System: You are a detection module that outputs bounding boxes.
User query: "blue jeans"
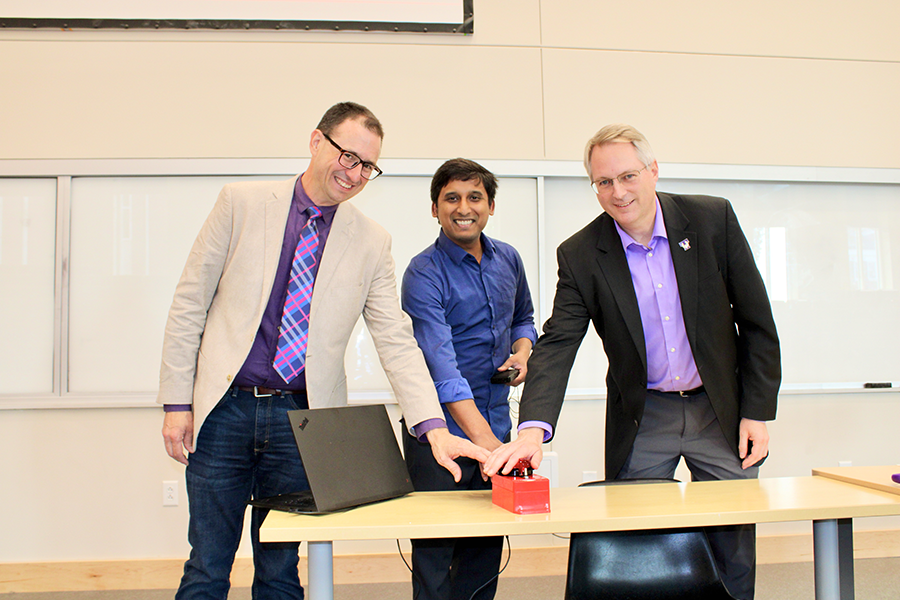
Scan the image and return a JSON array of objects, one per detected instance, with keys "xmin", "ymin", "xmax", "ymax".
[{"xmin": 176, "ymin": 388, "xmax": 310, "ymax": 600}]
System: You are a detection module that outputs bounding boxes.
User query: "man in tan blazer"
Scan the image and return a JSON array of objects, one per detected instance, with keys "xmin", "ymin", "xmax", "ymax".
[{"xmin": 159, "ymin": 102, "xmax": 488, "ymax": 600}]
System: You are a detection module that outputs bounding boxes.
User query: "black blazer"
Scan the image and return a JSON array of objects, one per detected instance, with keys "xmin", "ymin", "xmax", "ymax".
[{"xmin": 520, "ymin": 192, "xmax": 781, "ymax": 478}]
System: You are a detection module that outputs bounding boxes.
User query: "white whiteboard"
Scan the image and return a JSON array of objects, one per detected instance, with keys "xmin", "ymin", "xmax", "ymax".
[{"xmin": 0, "ymin": 178, "xmax": 57, "ymax": 394}]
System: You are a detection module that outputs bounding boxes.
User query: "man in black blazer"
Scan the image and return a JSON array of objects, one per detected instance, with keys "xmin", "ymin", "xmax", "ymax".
[{"xmin": 485, "ymin": 124, "xmax": 780, "ymax": 599}]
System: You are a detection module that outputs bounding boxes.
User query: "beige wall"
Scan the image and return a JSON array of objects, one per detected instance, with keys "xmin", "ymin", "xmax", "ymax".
[
  {"xmin": 2, "ymin": 0, "xmax": 899, "ymax": 167},
  {"xmin": 2, "ymin": 0, "xmax": 899, "ymax": 566}
]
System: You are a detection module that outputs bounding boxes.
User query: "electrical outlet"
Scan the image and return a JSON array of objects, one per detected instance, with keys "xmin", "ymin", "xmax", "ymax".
[
  {"xmin": 582, "ymin": 470, "xmax": 598, "ymax": 484},
  {"xmin": 163, "ymin": 480, "xmax": 179, "ymax": 506},
  {"xmin": 838, "ymin": 461, "xmax": 853, "ymax": 468}
]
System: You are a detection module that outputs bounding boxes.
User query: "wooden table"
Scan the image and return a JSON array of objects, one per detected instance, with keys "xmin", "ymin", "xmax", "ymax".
[
  {"xmin": 260, "ymin": 475, "xmax": 900, "ymax": 600},
  {"xmin": 813, "ymin": 465, "xmax": 900, "ymax": 497}
]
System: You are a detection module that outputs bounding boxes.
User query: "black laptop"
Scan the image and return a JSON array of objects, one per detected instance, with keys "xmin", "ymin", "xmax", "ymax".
[{"xmin": 249, "ymin": 404, "xmax": 414, "ymax": 514}]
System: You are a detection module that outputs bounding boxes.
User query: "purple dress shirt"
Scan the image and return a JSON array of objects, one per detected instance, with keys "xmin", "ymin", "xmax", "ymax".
[
  {"xmin": 232, "ymin": 176, "xmax": 337, "ymax": 391},
  {"xmin": 615, "ymin": 198, "xmax": 702, "ymax": 392}
]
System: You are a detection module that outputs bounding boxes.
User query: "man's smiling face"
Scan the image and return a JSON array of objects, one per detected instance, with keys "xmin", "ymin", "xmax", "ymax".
[
  {"xmin": 304, "ymin": 116, "xmax": 382, "ymax": 207},
  {"xmin": 589, "ymin": 141, "xmax": 659, "ymax": 242},
  {"xmin": 432, "ymin": 178, "xmax": 494, "ymax": 254}
]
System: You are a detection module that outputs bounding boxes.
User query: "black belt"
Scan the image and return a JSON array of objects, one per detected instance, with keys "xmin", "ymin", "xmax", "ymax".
[
  {"xmin": 234, "ymin": 385, "xmax": 304, "ymax": 397},
  {"xmin": 655, "ymin": 386, "xmax": 705, "ymax": 397}
]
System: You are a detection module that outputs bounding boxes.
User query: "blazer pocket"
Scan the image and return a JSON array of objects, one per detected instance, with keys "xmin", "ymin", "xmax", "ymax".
[{"xmin": 698, "ymin": 267, "xmax": 724, "ymax": 285}]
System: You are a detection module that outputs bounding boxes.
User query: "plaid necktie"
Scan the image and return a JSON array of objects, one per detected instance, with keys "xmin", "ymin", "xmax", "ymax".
[{"xmin": 273, "ymin": 205, "xmax": 322, "ymax": 383}]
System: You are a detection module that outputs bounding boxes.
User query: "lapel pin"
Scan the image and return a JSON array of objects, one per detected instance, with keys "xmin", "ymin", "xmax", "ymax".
[{"xmin": 679, "ymin": 238, "xmax": 691, "ymax": 251}]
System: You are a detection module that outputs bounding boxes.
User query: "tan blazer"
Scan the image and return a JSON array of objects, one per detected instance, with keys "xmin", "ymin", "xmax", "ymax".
[{"xmin": 157, "ymin": 176, "xmax": 442, "ymax": 443}]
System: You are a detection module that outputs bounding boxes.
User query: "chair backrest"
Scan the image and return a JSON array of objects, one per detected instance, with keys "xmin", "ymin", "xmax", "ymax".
[{"xmin": 565, "ymin": 479, "xmax": 735, "ymax": 600}]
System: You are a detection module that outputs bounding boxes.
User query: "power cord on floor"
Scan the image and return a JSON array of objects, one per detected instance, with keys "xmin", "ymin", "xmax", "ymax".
[
  {"xmin": 397, "ymin": 538, "xmax": 425, "ymax": 600},
  {"xmin": 397, "ymin": 535, "xmax": 512, "ymax": 600}
]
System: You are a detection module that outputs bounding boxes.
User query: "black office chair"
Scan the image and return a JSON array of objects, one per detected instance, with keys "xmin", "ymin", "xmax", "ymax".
[{"xmin": 564, "ymin": 479, "xmax": 737, "ymax": 600}]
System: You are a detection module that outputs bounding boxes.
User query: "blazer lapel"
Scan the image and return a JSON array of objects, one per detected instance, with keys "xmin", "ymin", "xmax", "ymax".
[
  {"xmin": 660, "ymin": 193, "xmax": 699, "ymax": 344},
  {"xmin": 594, "ymin": 215, "xmax": 647, "ymax": 370},
  {"xmin": 310, "ymin": 201, "xmax": 356, "ymax": 307},
  {"xmin": 264, "ymin": 177, "xmax": 297, "ymax": 305}
]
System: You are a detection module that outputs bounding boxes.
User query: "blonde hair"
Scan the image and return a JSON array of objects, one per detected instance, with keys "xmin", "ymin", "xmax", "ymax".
[{"xmin": 583, "ymin": 124, "xmax": 655, "ymax": 176}]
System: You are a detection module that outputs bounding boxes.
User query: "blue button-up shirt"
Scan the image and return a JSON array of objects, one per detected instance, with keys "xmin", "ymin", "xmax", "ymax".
[{"xmin": 401, "ymin": 230, "xmax": 537, "ymax": 441}]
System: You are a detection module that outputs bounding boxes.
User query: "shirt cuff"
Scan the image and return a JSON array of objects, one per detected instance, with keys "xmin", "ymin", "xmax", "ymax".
[
  {"xmin": 412, "ymin": 418, "xmax": 447, "ymax": 441},
  {"xmin": 163, "ymin": 404, "xmax": 192, "ymax": 412},
  {"xmin": 434, "ymin": 377, "xmax": 474, "ymax": 405},
  {"xmin": 517, "ymin": 420, "xmax": 552, "ymax": 442},
  {"xmin": 510, "ymin": 326, "xmax": 538, "ymax": 350}
]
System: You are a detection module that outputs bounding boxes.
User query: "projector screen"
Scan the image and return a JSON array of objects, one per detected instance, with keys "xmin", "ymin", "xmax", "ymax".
[{"xmin": 0, "ymin": 0, "xmax": 472, "ymax": 33}]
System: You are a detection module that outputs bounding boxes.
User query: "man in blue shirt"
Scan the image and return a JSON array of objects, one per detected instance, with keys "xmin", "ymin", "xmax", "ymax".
[{"xmin": 401, "ymin": 158, "xmax": 538, "ymax": 600}]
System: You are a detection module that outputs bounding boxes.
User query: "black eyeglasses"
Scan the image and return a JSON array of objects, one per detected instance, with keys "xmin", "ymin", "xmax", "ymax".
[{"xmin": 322, "ymin": 133, "xmax": 383, "ymax": 180}]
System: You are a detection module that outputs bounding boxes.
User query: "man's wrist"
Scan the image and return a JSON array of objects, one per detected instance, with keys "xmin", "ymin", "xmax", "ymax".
[
  {"xmin": 517, "ymin": 421, "xmax": 552, "ymax": 442},
  {"xmin": 413, "ymin": 418, "xmax": 447, "ymax": 441}
]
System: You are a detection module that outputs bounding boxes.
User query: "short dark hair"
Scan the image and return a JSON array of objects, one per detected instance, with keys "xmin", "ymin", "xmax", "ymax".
[
  {"xmin": 316, "ymin": 102, "xmax": 384, "ymax": 139},
  {"xmin": 430, "ymin": 158, "xmax": 498, "ymax": 206}
]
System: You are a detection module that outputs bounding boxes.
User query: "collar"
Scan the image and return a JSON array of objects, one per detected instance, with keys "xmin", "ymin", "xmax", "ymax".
[
  {"xmin": 615, "ymin": 196, "xmax": 667, "ymax": 251},
  {"xmin": 294, "ymin": 175, "xmax": 338, "ymax": 225},
  {"xmin": 436, "ymin": 229, "xmax": 494, "ymax": 265}
]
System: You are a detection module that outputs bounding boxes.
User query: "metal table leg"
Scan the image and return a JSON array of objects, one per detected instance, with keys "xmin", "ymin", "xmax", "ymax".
[
  {"xmin": 813, "ymin": 518, "xmax": 854, "ymax": 600},
  {"xmin": 307, "ymin": 541, "xmax": 335, "ymax": 600}
]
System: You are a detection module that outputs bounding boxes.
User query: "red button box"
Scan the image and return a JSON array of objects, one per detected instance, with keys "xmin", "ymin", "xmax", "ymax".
[{"xmin": 491, "ymin": 472, "xmax": 550, "ymax": 515}]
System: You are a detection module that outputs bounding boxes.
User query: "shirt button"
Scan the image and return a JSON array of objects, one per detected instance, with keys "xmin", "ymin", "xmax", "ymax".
[
  {"xmin": 670, "ymin": 348, "xmax": 676, "ymax": 353},
  {"xmin": 657, "ymin": 283, "xmax": 663, "ymax": 289},
  {"xmin": 664, "ymin": 316, "xmax": 670, "ymax": 321},
  {"xmin": 675, "ymin": 376, "xmax": 681, "ymax": 381},
  {"xmin": 648, "ymin": 252, "xmax": 653, "ymax": 257}
]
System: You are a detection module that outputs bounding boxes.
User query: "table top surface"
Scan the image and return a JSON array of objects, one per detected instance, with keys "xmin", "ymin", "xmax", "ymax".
[
  {"xmin": 812, "ymin": 465, "xmax": 900, "ymax": 497},
  {"xmin": 260, "ymin": 475, "xmax": 900, "ymax": 543}
]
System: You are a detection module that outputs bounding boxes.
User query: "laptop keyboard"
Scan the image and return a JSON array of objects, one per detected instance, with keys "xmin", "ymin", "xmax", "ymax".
[
  {"xmin": 279, "ymin": 493, "xmax": 317, "ymax": 511},
  {"xmin": 252, "ymin": 491, "xmax": 318, "ymax": 513}
]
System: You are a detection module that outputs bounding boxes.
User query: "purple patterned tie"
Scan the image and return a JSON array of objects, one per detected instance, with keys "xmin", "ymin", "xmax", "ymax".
[{"xmin": 273, "ymin": 205, "xmax": 322, "ymax": 383}]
